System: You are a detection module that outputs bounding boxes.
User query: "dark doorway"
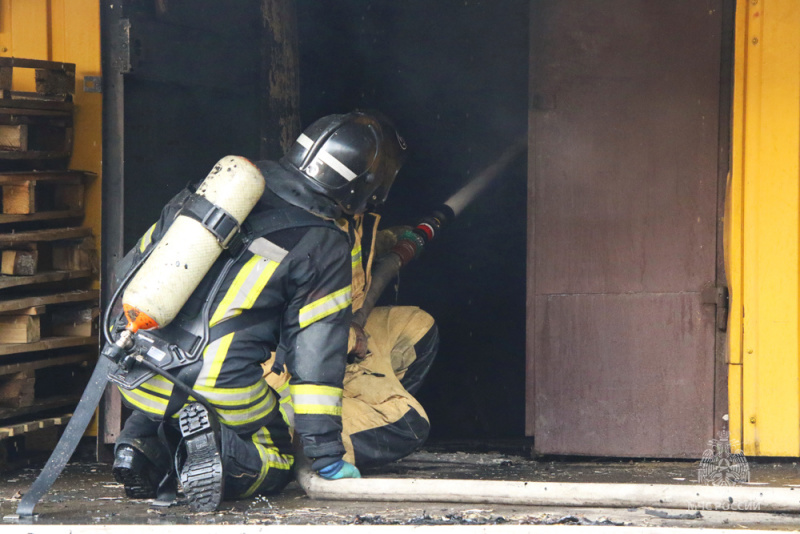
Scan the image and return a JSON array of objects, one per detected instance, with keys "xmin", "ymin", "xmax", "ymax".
[
  {"xmin": 295, "ymin": 0, "xmax": 530, "ymax": 439},
  {"xmin": 527, "ymin": 0, "xmax": 731, "ymax": 457}
]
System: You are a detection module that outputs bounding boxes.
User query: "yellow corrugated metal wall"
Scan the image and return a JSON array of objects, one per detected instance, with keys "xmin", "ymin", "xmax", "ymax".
[
  {"xmin": 729, "ymin": 0, "xmax": 800, "ymax": 456},
  {"xmin": 0, "ymin": 0, "xmax": 102, "ymax": 254}
]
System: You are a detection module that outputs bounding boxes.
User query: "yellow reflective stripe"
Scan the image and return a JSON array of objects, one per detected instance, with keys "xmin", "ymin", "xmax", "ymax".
[
  {"xmin": 244, "ymin": 436, "xmax": 270, "ymax": 497},
  {"xmin": 240, "ymin": 261, "xmax": 279, "ymax": 311},
  {"xmin": 290, "ymin": 383, "xmax": 342, "ymax": 416},
  {"xmin": 351, "ymin": 244, "xmax": 362, "ymax": 266},
  {"xmin": 291, "ymin": 384, "xmax": 342, "ymax": 397},
  {"xmin": 194, "ymin": 380, "xmax": 266, "ymax": 397},
  {"xmin": 298, "ymin": 285, "xmax": 352, "ymax": 328},
  {"xmin": 199, "ymin": 332, "xmax": 235, "ymax": 388},
  {"xmin": 210, "ymin": 255, "xmax": 261, "ymax": 326},
  {"xmin": 139, "ymin": 376, "xmax": 174, "ymax": 397},
  {"xmin": 196, "ymin": 383, "xmax": 268, "ymax": 408},
  {"xmin": 210, "ymin": 254, "xmax": 280, "ymax": 327},
  {"xmin": 139, "ymin": 224, "xmax": 156, "ymax": 252},
  {"xmin": 293, "ymin": 404, "xmax": 342, "ymax": 416},
  {"xmin": 244, "ymin": 428, "xmax": 293, "ymax": 497},
  {"xmin": 215, "ymin": 389, "xmax": 276, "ymax": 426},
  {"xmin": 119, "ymin": 386, "xmax": 168, "ymax": 417}
]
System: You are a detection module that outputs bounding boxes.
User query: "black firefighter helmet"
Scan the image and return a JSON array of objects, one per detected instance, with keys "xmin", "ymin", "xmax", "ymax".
[{"xmin": 260, "ymin": 111, "xmax": 407, "ymax": 218}]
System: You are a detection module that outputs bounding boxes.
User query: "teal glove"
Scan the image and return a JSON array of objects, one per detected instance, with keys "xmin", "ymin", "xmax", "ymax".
[{"xmin": 318, "ymin": 459, "xmax": 361, "ymax": 480}]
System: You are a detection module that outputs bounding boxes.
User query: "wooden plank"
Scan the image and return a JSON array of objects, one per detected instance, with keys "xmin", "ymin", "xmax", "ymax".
[
  {"xmin": 0, "ymin": 306, "xmax": 45, "ymax": 316},
  {"xmin": 0, "ymin": 414, "xmax": 72, "ymax": 439},
  {"xmin": 0, "ymin": 269, "xmax": 92, "ymax": 290},
  {"xmin": 0, "ymin": 149, "xmax": 72, "ymax": 161},
  {"xmin": 0, "ymin": 394, "xmax": 80, "ymax": 421},
  {"xmin": 0, "ymin": 335, "xmax": 95, "ymax": 357},
  {"xmin": 0, "ymin": 352, "xmax": 95, "ymax": 377},
  {"xmin": 53, "ymin": 182, "xmax": 84, "ymax": 211},
  {"xmin": 2, "ymin": 181, "xmax": 34, "ymax": 214},
  {"xmin": 0, "ymin": 315, "xmax": 40, "ymax": 343},
  {"xmin": 0, "ymin": 99, "xmax": 73, "ymax": 112},
  {"xmin": 0, "ymin": 90, "xmax": 70, "ymax": 103},
  {"xmin": 51, "ymin": 307, "xmax": 97, "ymax": 337},
  {"xmin": 0, "ymin": 289, "xmax": 98, "ymax": 313},
  {"xmin": 0, "ymin": 67, "xmax": 11, "ymax": 92},
  {"xmin": 1, "ymin": 250, "xmax": 37, "ymax": 275},
  {"xmin": 0, "ymin": 371, "xmax": 35, "ymax": 408},
  {"xmin": 0, "ymin": 57, "xmax": 76, "ymax": 73},
  {"xmin": 52, "ymin": 237, "xmax": 96, "ymax": 271},
  {"xmin": 35, "ymin": 68, "xmax": 76, "ymax": 96},
  {"xmin": 0, "ymin": 124, "xmax": 28, "ymax": 151},
  {"xmin": 0, "ymin": 209, "xmax": 84, "ymax": 224},
  {"xmin": 0, "ymin": 170, "xmax": 89, "ymax": 184},
  {"xmin": 0, "ymin": 226, "xmax": 90, "ymax": 245}
]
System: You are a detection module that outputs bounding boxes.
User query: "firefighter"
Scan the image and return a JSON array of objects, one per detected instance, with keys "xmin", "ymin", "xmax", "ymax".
[{"xmin": 111, "ymin": 111, "xmax": 419, "ymax": 511}]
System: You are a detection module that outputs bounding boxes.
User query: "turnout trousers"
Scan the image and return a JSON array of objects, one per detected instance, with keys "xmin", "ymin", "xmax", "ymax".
[{"xmin": 266, "ymin": 305, "xmax": 439, "ymax": 469}]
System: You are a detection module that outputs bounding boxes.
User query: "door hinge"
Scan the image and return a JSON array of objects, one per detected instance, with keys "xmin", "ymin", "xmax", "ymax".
[
  {"xmin": 111, "ymin": 19, "xmax": 131, "ymax": 74},
  {"xmin": 701, "ymin": 285, "xmax": 729, "ymax": 332}
]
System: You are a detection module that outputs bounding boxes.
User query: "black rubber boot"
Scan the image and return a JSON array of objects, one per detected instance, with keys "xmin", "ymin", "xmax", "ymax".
[
  {"xmin": 112, "ymin": 444, "xmax": 163, "ymax": 499},
  {"xmin": 178, "ymin": 403, "xmax": 224, "ymax": 512}
]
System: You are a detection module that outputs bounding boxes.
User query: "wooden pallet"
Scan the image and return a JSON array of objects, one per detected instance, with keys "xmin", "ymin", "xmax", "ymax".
[
  {"xmin": 0, "ymin": 351, "xmax": 94, "ymax": 421},
  {"xmin": 0, "ymin": 287, "xmax": 98, "ymax": 351},
  {"xmin": 0, "ymin": 288, "xmax": 99, "ymax": 313},
  {"xmin": 0, "ymin": 105, "xmax": 73, "ymax": 164},
  {"xmin": 0, "ymin": 269, "xmax": 92, "ymax": 291},
  {"xmin": 0, "ymin": 393, "xmax": 81, "ymax": 421},
  {"xmin": 0, "ymin": 57, "xmax": 75, "ymax": 103},
  {"xmin": 0, "ymin": 170, "xmax": 89, "ymax": 221},
  {"xmin": 0, "ymin": 413, "xmax": 71, "ymax": 440},
  {"xmin": 0, "ymin": 226, "xmax": 96, "ymax": 283}
]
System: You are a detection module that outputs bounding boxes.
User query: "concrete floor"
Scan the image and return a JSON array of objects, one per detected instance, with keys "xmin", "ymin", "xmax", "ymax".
[{"xmin": 3, "ymin": 446, "xmax": 800, "ymax": 529}]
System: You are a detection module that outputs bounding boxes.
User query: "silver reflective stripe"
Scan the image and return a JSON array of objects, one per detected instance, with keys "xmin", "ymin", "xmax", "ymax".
[
  {"xmin": 292, "ymin": 392, "xmax": 342, "ymax": 408},
  {"xmin": 212, "ymin": 255, "xmax": 278, "ymax": 325},
  {"xmin": 214, "ymin": 389, "xmax": 277, "ymax": 426},
  {"xmin": 279, "ymin": 398, "xmax": 295, "ymax": 428},
  {"xmin": 297, "ymin": 133, "xmax": 314, "ymax": 149},
  {"xmin": 119, "ymin": 387, "xmax": 168, "ymax": 416},
  {"xmin": 249, "ymin": 238, "xmax": 288, "ymax": 263},
  {"xmin": 297, "ymin": 133, "xmax": 358, "ymax": 182},
  {"xmin": 194, "ymin": 381, "xmax": 268, "ymax": 407},
  {"xmin": 196, "ymin": 334, "xmax": 234, "ymax": 388},
  {"xmin": 351, "ymin": 246, "xmax": 362, "ymax": 265}
]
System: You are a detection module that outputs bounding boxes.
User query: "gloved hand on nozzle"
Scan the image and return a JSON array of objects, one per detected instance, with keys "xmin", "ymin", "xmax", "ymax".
[{"xmin": 318, "ymin": 459, "xmax": 361, "ymax": 480}]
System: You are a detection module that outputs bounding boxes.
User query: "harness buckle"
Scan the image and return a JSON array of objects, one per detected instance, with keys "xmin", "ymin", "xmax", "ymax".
[{"xmin": 180, "ymin": 194, "xmax": 241, "ymax": 249}]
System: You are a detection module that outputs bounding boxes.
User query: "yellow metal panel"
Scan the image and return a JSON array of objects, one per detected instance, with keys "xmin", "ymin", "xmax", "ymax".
[
  {"xmin": 734, "ymin": 0, "xmax": 800, "ymax": 456},
  {"xmin": 726, "ymin": 0, "xmax": 749, "ymax": 448},
  {"xmin": 49, "ymin": 0, "xmax": 66, "ymax": 61},
  {"xmin": 10, "ymin": 0, "xmax": 48, "ymax": 90},
  {"xmin": 61, "ymin": 0, "xmax": 102, "ymax": 269},
  {"xmin": 0, "ymin": 1, "xmax": 13, "ymax": 55}
]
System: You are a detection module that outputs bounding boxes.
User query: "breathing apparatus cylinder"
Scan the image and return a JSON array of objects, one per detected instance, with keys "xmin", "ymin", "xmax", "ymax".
[{"xmin": 121, "ymin": 156, "xmax": 265, "ymax": 332}]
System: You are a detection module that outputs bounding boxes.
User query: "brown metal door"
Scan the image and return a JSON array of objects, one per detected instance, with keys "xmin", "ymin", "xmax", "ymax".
[{"xmin": 527, "ymin": 1, "xmax": 725, "ymax": 457}]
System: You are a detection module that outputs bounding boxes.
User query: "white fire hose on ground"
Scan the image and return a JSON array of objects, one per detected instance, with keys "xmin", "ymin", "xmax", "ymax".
[{"xmin": 295, "ymin": 455, "xmax": 800, "ymax": 513}]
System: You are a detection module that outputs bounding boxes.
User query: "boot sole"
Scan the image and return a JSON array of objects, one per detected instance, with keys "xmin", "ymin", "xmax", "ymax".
[
  {"xmin": 179, "ymin": 403, "xmax": 224, "ymax": 512},
  {"xmin": 112, "ymin": 447, "xmax": 158, "ymax": 499}
]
